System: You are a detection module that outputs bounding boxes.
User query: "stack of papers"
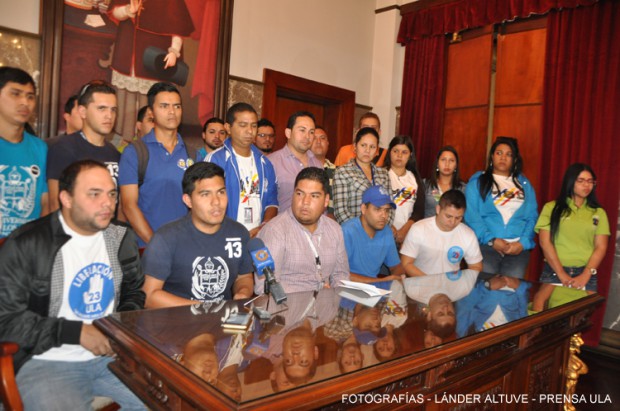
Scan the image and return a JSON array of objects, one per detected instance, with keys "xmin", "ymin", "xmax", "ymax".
[{"xmin": 338, "ymin": 280, "xmax": 391, "ymax": 307}]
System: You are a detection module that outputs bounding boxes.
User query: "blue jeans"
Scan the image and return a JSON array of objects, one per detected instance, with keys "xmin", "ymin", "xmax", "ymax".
[
  {"xmin": 481, "ymin": 245, "xmax": 530, "ymax": 279},
  {"xmin": 539, "ymin": 262, "xmax": 597, "ymax": 292},
  {"xmin": 16, "ymin": 356, "xmax": 145, "ymax": 411}
]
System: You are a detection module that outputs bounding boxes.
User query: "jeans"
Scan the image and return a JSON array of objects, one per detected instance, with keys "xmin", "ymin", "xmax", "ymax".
[
  {"xmin": 539, "ymin": 262, "xmax": 597, "ymax": 292},
  {"xmin": 480, "ymin": 244, "xmax": 530, "ymax": 279},
  {"xmin": 16, "ymin": 356, "xmax": 145, "ymax": 411}
]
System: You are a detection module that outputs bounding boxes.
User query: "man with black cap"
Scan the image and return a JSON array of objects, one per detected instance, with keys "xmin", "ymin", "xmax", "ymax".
[{"xmin": 341, "ymin": 185, "xmax": 405, "ymax": 288}]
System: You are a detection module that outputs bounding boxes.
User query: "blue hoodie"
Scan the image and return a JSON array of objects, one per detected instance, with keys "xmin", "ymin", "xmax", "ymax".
[
  {"xmin": 464, "ymin": 171, "xmax": 538, "ymax": 250},
  {"xmin": 205, "ymin": 139, "xmax": 278, "ymax": 221}
]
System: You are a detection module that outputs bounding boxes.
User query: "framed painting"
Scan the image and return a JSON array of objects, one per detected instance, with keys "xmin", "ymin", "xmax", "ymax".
[{"xmin": 38, "ymin": 0, "xmax": 233, "ymax": 151}]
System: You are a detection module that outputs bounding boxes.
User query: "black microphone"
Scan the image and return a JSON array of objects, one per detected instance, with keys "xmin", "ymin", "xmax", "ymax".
[{"xmin": 247, "ymin": 238, "xmax": 287, "ymax": 305}]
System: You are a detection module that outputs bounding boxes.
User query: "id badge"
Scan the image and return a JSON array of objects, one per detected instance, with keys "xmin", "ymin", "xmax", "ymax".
[{"xmin": 244, "ymin": 207, "xmax": 253, "ymax": 224}]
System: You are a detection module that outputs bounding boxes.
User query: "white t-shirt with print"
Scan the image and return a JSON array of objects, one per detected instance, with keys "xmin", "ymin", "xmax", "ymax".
[
  {"xmin": 235, "ymin": 151, "xmax": 262, "ymax": 231},
  {"xmin": 491, "ymin": 174, "xmax": 524, "ymax": 225},
  {"xmin": 389, "ymin": 169, "xmax": 418, "ymax": 230},
  {"xmin": 400, "ymin": 216, "xmax": 482, "ymax": 275},
  {"xmin": 34, "ymin": 214, "xmax": 114, "ymax": 362}
]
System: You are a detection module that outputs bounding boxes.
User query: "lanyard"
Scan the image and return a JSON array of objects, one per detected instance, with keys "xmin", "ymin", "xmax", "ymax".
[
  {"xmin": 354, "ymin": 159, "xmax": 375, "ymax": 185},
  {"xmin": 303, "ymin": 230, "xmax": 324, "ymax": 290}
]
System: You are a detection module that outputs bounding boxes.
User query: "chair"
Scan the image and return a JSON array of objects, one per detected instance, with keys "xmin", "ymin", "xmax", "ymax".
[
  {"xmin": 0, "ymin": 342, "xmax": 22, "ymax": 411},
  {"xmin": 0, "ymin": 344, "xmax": 120, "ymax": 410}
]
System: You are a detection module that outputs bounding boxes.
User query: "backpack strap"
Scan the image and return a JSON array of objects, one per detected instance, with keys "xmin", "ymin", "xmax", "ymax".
[{"xmin": 132, "ymin": 139, "xmax": 149, "ymax": 187}]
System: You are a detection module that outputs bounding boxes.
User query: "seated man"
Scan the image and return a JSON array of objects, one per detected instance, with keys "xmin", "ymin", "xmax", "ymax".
[
  {"xmin": 401, "ymin": 190, "xmax": 483, "ymax": 276},
  {"xmin": 142, "ymin": 162, "xmax": 254, "ymax": 307},
  {"xmin": 341, "ymin": 185, "xmax": 405, "ymax": 288},
  {"xmin": 0, "ymin": 160, "xmax": 145, "ymax": 410},
  {"xmin": 257, "ymin": 167, "xmax": 349, "ymax": 294}
]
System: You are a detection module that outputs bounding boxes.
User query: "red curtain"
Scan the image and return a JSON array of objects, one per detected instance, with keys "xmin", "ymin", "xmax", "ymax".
[
  {"xmin": 539, "ymin": 0, "xmax": 620, "ymax": 345},
  {"xmin": 399, "ymin": 35, "xmax": 448, "ymax": 176},
  {"xmin": 398, "ymin": 0, "xmax": 597, "ymax": 41}
]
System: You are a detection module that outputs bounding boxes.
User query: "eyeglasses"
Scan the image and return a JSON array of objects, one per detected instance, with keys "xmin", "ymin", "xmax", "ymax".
[
  {"xmin": 257, "ymin": 133, "xmax": 275, "ymax": 138},
  {"xmin": 576, "ymin": 178, "xmax": 597, "ymax": 186}
]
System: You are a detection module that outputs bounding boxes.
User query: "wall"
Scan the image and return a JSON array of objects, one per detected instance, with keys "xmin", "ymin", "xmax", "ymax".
[
  {"xmin": 230, "ymin": 0, "xmax": 409, "ymax": 145},
  {"xmin": 230, "ymin": 0, "xmax": 376, "ymax": 103},
  {"xmin": 0, "ymin": 0, "xmax": 39, "ymax": 34}
]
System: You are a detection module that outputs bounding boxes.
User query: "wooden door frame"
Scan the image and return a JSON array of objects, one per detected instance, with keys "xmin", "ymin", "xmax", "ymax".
[{"xmin": 262, "ymin": 69, "xmax": 355, "ymax": 161}]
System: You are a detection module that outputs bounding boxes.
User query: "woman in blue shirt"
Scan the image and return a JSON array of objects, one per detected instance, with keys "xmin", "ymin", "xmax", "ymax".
[{"xmin": 464, "ymin": 137, "xmax": 538, "ymax": 279}]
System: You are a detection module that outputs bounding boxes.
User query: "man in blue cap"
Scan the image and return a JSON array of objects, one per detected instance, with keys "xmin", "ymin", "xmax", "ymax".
[{"xmin": 341, "ymin": 185, "xmax": 405, "ymax": 288}]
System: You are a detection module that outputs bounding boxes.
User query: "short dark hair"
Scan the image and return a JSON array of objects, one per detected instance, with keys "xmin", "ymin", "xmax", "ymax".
[
  {"xmin": 225, "ymin": 102, "xmax": 257, "ymax": 125},
  {"xmin": 182, "ymin": 162, "xmax": 225, "ymax": 195},
  {"xmin": 58, "ymin": 160, "xmax": 109, "ymax": 205},
  {"xmin": 77, "ymin": 80, "xmax": 116, "ymax": 106},
  {"xmin": 0, "ymin": 67, "xmax": 35, "ymax": 91},
  {"xmin": 64, "ymin": 95, "xmax": 79, "ymax": 115},
  {"xmin": 358, "ymin": 112, "xmax": 380, "ymax": 129},
  {"xmin": 257, "ymin": 118, "xmax": 275, "ymax": 129},
  {"xmin": 294, "ymin": 167, "xmax": 329, "ymax": 194},
  {"xmin": 147, "ymin": 82, "xmax": 181, "ymax": 109},
  {"xmin": 136, "ymin": 105, "xmax": 150, "ymax": 122},
  {"xmin": 438, "ymin": 189, "xmax": 466, "ymax": 210},
  {"xmin": 202, "ymin": 117, "xmax": 225, "ymax": 132},
  {"xmin": 314, "ymin": 125, "xmax": 327, "ymax": 134},
  {"xmin": 286, "ymin": 111, "xmax": 315, "ymax": 129},
  {"xmin": 354, "ymin": 127, "xmax": 379, "ymax": 145}
]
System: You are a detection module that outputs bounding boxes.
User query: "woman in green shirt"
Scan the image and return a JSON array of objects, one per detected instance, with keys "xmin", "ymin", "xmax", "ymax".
[{"xmin": 532, "ymin": 163, "xmax": 610, "ymax": 310}]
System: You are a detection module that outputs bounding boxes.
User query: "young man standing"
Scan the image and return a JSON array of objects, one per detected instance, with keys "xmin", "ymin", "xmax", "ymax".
[
  {"xmin": 119, "ymin": 82, "xmax": 194, "ymax": 246},
  {"xmin": 310, "ymin": 125, "xmax": 336, "ymax": 216},
  {"xmin": 47, "ymin": 80, "xmax": 121, "ymax": 212},
  {"xmin": 0, "ymin": 67, "xmax": 49, "ymax": 238},
  {"xmin": 269, "ymin": 111, "xmax": 323, "ymax": 212},
  {"xmin": 0, "ymin": 160, "xmax": 145, "ymax": 410},
  {"xmin": 206, "ymin": 102, "xmax": 278, "ymax": 238},
  {"xmin": 195, "ymin": 117, "xmax": 226, "ymax": 161},
  {"xmin": 254, "ymin": 118, "xmax": 276, "ymax": 154},
  {"xmin": 142, "ymin": 162, "xmax": 254, "ymax": 307},
  {"xmin": 401, "ymin": 190, "xmax": 483, "ymax": 276}
]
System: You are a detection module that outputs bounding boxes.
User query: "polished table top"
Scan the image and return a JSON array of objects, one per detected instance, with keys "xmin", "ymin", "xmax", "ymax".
[{"xmin": 98, "ymin": 270, "xmax": 595, "ymax": 405}]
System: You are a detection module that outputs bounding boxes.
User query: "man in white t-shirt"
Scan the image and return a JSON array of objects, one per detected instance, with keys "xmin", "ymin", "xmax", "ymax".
[
  {"xmin": 401, "ymin": 190, "xmax": 482, "ymax": 276},
  {"xmin": 0, "ymin": 160, "xmax": 145, "ymax": 410}
]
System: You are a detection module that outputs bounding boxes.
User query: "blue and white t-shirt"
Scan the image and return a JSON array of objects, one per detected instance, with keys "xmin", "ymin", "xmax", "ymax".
[
  {"xmin": 34, "ymin": 214, "xmax": 114, "ymax": 362},
  {"xmin": 0, "ymin": 132, "xmax": 48, "ymax": 238}
]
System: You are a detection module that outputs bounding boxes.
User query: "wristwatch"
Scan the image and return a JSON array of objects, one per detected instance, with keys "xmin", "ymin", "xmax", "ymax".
[
  {"xmin": 487, "ymin": 238, "xmax": 495, "ymax": 246},
  {"xmin": 590, "ymin": 268, "xmax": 597, "ymax": 276}
]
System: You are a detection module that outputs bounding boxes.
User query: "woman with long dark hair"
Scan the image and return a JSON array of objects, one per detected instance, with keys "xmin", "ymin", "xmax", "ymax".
[
  {"xmin": 464, "ymin": 137, "xmax": 538, "ymax": 278},
  {"xmin": 333, "ymin": 127, "xmax": 391, "ymax": 224},
  {"xmin": 532, "ymin": 164, "xmax": 609, "ymax": 309},
  {"xmin": 424, "ymin": 146, "xmax": 465, "ymax": 218},
  {"xmin": 384, "ymin": 136, "xmax": 425, "ymax": 245}
]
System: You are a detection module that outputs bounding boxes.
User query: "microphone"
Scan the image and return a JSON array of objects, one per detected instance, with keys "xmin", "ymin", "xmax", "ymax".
[{"xmin": 247, "ymin": 238, "xmax": 287, "ymax": 305}]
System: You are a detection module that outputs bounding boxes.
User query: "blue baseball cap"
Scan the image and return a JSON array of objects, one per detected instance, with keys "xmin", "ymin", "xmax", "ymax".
[{"xmin": 362, "ymin": 185, "xmax": 396, "ymax": 209}]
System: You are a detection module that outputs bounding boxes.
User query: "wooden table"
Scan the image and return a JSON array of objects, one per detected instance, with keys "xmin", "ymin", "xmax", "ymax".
[{"xmin": 95, "ymin": 272, "xmax": 603, "ymax": 410}]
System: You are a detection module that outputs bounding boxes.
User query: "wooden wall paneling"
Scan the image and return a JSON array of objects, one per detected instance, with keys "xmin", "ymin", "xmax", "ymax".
[
  {"xmin": 442, "ymin": 107, "xmax": 489, "ymax": 181},
  {"xmin": 262, "ymin": 69, "xmax": 355, "ymax": 158},
  {"xmin": 495, "ymin": 28, "xmax": 547, "ymax": 106},
  {"xmin": 272, "ymin": 97, "xmax": 325, "ymax": 152},
  {"xmin": 493, "ymin": 106, "xmax": 543, "ymax": 190},
  {"xmin": 444, "ymin": 31, "xmax": 493, "ymax": 109},
  {"xmin": 442, "ymin": 30, "xmax": 493, "ymax": 181}
]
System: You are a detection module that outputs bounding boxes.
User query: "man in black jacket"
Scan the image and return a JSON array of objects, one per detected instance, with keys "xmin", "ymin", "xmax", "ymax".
[{"xmin": 0, "ymin": 160, "xmax": 145, "ymax": 410}]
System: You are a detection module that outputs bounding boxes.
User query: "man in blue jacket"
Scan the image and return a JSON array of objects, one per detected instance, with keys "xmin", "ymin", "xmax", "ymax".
[{"xmin": 206, "ymin": 102, "xmax": 278, "ymax": 237}]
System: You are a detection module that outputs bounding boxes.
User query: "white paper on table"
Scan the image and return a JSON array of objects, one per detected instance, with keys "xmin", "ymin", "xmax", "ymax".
[{"xmin": 338, "ymin": 280, "xmax": 391, "ymax": 307}]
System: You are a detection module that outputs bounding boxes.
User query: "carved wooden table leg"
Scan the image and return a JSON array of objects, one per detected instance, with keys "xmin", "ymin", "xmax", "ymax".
[{"xmin": 564, "ymin": 333, "xmax": 588, "ymax": 411}]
